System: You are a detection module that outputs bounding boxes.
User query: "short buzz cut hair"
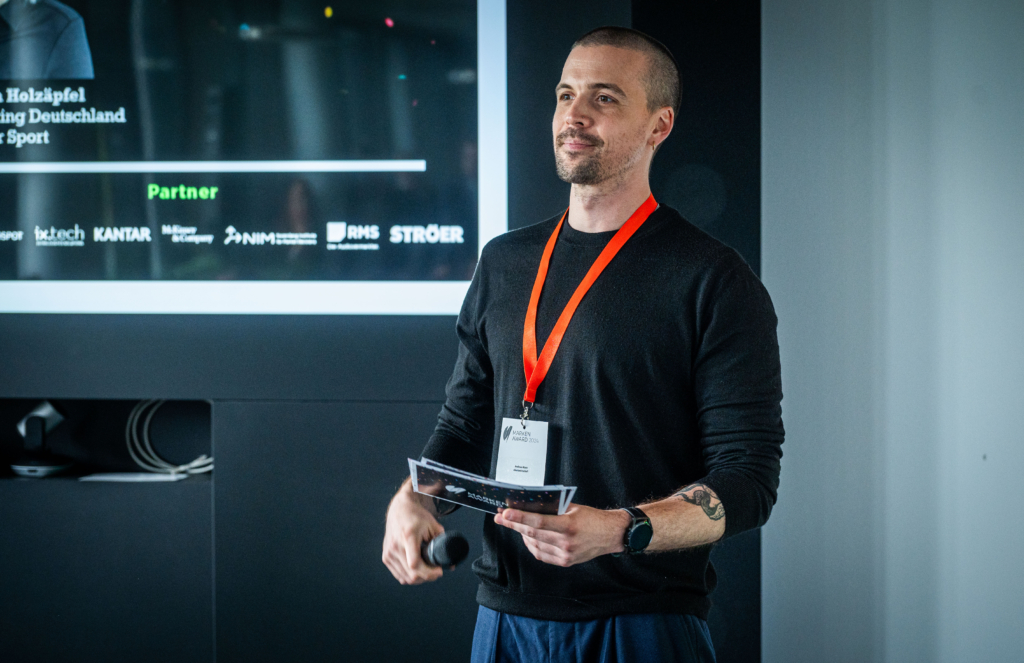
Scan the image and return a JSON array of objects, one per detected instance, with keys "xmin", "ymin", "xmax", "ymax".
[{"xmin": 572, "ymin": 26, "xmax": 681, "ymax": 116}]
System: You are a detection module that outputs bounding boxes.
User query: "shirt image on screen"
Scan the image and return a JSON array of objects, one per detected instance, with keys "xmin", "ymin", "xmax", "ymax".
[
  {"xmin": 0, "ymin": 0, "xmax": 95, "ymax": 79},
  {"xmin": 0, "ymin": 0, "xmax": 507, "ymax": 314}
]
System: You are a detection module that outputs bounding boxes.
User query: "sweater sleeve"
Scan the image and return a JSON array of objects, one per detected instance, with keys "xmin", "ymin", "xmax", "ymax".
[
  {"xmin": 419, "ymin": 250, "xmax": 496, "ymax": 477},
  {"xmin": 45, "ymin": 16, "xmax": 95, "ymax": 80},
  {"xmin": 692, "ymin": 254, "xmax": 785, "ymax": 540}
]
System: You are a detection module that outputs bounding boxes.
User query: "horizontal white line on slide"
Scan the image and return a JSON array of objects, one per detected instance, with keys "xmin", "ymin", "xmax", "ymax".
[
  {"xmin": 0, "ymin": 159, "xmax": 427, "ymax": 174},
  {"xmin": 0, "ymin": 280, "xmax": 470, "ymax": 315}
]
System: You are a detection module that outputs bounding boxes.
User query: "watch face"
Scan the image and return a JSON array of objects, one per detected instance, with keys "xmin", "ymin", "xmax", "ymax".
[{"xmin": 628, "ymin": 522, "xmax": 654, "ymax": 552}]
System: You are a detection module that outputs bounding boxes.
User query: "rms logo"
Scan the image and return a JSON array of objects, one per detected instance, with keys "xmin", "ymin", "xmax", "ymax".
[
  {"xmin": 326, "ymin": 222, "xmax": 379, "ymax": 242},
  {"xmin": 326, "ymin": 221, "xmax": 380, "ymax": 250}
]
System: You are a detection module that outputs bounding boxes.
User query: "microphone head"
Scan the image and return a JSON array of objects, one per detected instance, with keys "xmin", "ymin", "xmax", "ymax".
[{"xmin": 426, "ymin": 531, "xmax": 469, "ymax": 567}]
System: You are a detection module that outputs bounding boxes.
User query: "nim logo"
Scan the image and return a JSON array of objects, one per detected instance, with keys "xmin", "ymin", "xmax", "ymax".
[
  {"xmin": 223, "ymin": 226, "xmax": 311, "ymax": 246},
  {"xmin": 503, "ymin": 425, "xmax": 513, "ymax": 441}
]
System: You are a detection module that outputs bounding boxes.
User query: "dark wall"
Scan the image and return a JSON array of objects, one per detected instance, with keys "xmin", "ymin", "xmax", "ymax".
[
  {"xmin": 0, "ymin": 2, "xmax": 763, "ymax": 661},
  {"xmin": 0, "ymin": 477, "xmax": 213, "ymax": 663},
  {"xmin": 0, "ymin": 314, "xmax": 459, "ymax": 401},
  {"xmin": 634, "ymin": 0, "xmax": 762, "ymax": 274},
  {"xmin": 506, "ymin": 0, "xmax": 619, "ymax": 229},
  {"xmin": 213, "ymin": 400, "xmax": 483, "ymax": 662},
  {"xmin": 631, "ymin": 4, "xmax": 763, "ymax": 661}
]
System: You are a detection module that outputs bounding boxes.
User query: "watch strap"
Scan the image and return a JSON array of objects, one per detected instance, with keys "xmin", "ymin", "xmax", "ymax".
[
  {"xmin": 622, "ymin": 506, "xmax": 649, "ymax": 524},
  {"xmin": 618, "ymin": 506, "xmax": 652, "ymax": 555},
  {"xmin": 433, "ymin": 496, "xmax": 459, "ymax": 517}
]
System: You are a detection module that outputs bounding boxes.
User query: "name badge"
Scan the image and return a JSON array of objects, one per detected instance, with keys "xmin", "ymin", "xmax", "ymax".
[{"xmin": 495, "ymin": 417, "xmax": 549, "ymax": 486}]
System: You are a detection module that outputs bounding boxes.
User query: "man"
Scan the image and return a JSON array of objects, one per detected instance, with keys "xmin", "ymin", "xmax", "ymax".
[
  {"xmin": 383, "ymin": 26, "xmax": 783, "ymax": 662},
  {"xmin": 0, "ymin": 0, "xmax": 94, "ymax": 80}
]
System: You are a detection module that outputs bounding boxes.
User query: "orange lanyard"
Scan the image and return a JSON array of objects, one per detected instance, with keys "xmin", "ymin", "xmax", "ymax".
[{"xmin": 521, "ymin": 194, "xmax": 658, "ymax": 412}]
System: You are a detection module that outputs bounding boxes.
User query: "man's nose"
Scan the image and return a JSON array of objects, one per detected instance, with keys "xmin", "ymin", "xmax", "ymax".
[{"xmin": 563, "ymin": 97, "xmax": 591, "ymax": 127}]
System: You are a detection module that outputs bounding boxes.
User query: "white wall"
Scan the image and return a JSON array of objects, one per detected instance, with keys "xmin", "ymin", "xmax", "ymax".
[{"xmin": 761, "ymin": 2, "xmax": 1024, "ymax": 662}]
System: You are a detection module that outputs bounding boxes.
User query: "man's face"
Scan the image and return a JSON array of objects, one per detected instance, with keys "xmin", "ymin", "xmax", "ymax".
[{"xmin": 553, "ymin": 45, "xmax": 655, "ymax": 186}]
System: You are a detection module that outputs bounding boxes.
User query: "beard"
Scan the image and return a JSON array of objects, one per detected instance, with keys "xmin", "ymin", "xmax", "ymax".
[
  {"xmin": 554, "ymin": 127, "xmax": 647, "ymax": 186},
  {"xmin": 554, "ymin": 129, "xmax": 606, "ymax": 185}
]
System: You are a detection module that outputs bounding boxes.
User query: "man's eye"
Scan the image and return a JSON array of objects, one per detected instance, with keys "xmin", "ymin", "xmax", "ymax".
[
  {"xmin": 559, "ymin": 93, "xmax": 573, "ymax": 101},
  {"xmin": 598, "ymin": 95, "xmax": 613, "ymax": 103}
]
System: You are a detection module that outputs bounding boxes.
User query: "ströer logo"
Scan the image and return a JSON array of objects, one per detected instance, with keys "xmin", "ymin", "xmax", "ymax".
[
  {"xmin": 388, "ymin": 224, "xmax": 464, "ymax": 244},
  {"xmin": 503, "ymin": 425, "xmax": 513, "ymax": 441}
]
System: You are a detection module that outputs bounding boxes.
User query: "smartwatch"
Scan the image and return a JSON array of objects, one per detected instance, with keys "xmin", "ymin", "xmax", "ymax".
[{"xmin": 617, "ymin": 506, "xmax": 653, "ymax": 555}]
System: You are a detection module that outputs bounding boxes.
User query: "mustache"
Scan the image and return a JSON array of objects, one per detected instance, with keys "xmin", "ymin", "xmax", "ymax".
[{"xmin": 556, "ymin": 129, "xmax": 603, "ymax": 148}]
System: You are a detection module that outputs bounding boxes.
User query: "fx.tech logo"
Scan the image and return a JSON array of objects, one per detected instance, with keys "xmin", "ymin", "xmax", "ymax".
[{"xmin": 503, "ymin": 425, "xmax": 513, "ymax": 441}]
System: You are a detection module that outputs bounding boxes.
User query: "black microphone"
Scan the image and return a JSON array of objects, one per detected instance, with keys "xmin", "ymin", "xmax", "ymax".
[{"xmin": 421, "ymin": 531, "xmax": 469, "ymax": 568}]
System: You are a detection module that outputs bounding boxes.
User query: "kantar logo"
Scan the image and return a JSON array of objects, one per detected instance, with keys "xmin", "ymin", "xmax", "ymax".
[
  {"xmin": 503, "ymin": 425, "xmax": 513, "ymax": 441},
  {"xmin": 224, "ymin": 225, "xmax": 242, "ymax": 245}
]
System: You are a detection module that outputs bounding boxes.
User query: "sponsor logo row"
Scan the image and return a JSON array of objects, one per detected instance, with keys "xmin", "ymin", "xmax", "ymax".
[
  {"xmin": 5, "ymin": 224, "xmax": 214, "ymax": 247},
  {"xmin": 1, "ymin": 223, "xmax": 466, "ymax": 249}
]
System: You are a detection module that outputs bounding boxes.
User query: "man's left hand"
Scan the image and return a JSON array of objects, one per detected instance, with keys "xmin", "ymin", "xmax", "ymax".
[{"xmin": 495, "ymin": 505, "xmax": 630, "ymax": 567}]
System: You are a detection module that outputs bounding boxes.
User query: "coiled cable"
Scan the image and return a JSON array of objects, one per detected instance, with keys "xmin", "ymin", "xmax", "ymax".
[{"xmin": 125, "ymin": 400, "xmax": 213, "ymax": 475}]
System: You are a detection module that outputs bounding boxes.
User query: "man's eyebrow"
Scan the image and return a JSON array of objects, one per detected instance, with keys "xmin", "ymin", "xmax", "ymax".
[
  {"xmin": 593, "ymin": 82, "xmax": 628, "ymax": 97},
  {"xmin": 555, "ymin": 82, "xmax": 629, "ymax": 97}
]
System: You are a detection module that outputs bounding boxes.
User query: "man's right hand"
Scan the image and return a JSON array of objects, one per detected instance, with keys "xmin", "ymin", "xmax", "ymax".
[{"xmin": 383, "ymin": 478, "xmax": 446, "ymax": 585}]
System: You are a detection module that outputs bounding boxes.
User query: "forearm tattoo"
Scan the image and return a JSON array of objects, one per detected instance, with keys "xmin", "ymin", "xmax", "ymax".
[{"xmin": 674, "ymin": 484, "xmax": 725, "ymax": 521}]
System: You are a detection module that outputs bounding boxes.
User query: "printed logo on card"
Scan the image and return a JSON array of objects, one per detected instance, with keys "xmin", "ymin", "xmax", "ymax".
[{"xmin": 503, "ymin": 425, "xmax": 513, "ymax": 440}]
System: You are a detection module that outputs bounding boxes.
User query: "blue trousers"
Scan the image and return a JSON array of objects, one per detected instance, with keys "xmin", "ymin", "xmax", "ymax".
[{"xmin": 470, "ymin": 606, "xmax": 717, "ymax": 663}]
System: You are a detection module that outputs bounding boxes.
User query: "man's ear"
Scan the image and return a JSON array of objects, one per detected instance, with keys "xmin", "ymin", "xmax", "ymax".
[{"xmin": 650, "ymin": 107, "xmax": 674, "ymax": 149}]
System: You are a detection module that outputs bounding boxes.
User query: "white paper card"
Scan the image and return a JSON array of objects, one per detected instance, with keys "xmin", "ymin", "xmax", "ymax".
[
  {"xmin": 495, "ymin": 417, "xmax": 549, "ymax": 486},
  {"xmin": 79, "ymin": 472, "xmax": 190, "ymax": 482},
  {"xmin": 560, "ymin": 486, "xmax": 577, "ymax": 513}
]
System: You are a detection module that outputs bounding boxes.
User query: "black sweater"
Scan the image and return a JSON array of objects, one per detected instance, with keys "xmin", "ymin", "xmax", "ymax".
[{"xmin": 421, "ymin": 204, "xmax": 784, "ymax": 621}]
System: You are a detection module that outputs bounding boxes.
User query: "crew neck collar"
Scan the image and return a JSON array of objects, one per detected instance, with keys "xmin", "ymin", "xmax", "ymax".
[{"xmin": 557, "ymin": 204, "xmax": 664, "ymax": 246}]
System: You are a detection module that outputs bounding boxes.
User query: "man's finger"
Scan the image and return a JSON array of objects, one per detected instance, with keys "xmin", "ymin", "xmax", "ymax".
[
  {"xmin": 522, "ymin": 536, "xmax": 572, "ymax": 567},
  {"xmin": 383, "ymin": 543, "xmax": 403, "ymax": 579},
  {"xmin": 403, "ymin": 536, "xmax": 443, "ymax": 583},
  {"xmin": 398, "ymin": 556, "xmax": 436, "ymax": 585},
  {"xmin": 416, "ymin": 566, "xmax": 443, "ymax": 583},
  {"xmin": 404, "ymin": 536, "xmax": 427, "ymax": 573},
  {"xmin": 498, "ymin": 517, "xmax": 567, "ymax": 547},
  {"xmin": 384, "ymin": 548, "xmax": 412, "ymax": 585},
  {"xmin": 389, "ymin": 547, "xmax": 416, "ymax": 585},
  {"xmin": 382, "ymin": 553, "xmax": 397, "ymax": 581},
  {"xmin": 496, "ymin": 511, "xmax": 568, "ymax": 545},
  {"xmin": 500, "ymin": 508, "xmax": 563, "ymax": 532},
  {"xmin": 524, "ymin": 536, "xmax": 571, "ymax": 560}
]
